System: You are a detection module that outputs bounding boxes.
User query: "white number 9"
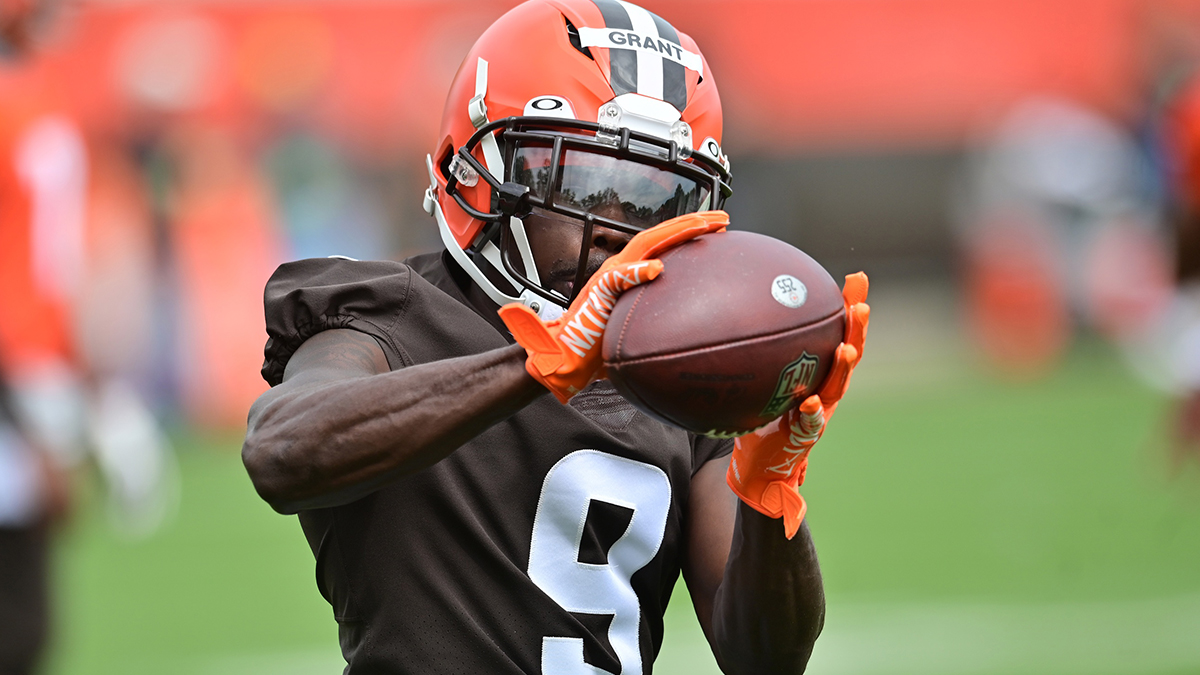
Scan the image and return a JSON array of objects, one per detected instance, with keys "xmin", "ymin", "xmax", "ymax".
[{"xmin": 528, "ymin": 450, "xmax": 672, "ymax": 675}]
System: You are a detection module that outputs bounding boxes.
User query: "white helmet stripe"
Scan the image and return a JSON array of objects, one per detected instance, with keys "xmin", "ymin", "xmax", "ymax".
[
  {"xmin": 617, "ymin": 1, "xmax": 664, "ymax": 101},
  {"xmin": 577, "ymin": 26, "xmax": 703, "ymax": 78},
  {"xmin": 583, "ymin": 0, "xmax": 700, "ymax": 112}
]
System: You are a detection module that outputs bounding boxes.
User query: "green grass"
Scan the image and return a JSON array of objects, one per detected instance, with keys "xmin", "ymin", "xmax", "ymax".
[
  {"xmin": 44, "ymin": 434, "xmax": 338, "ymax": 675},
  {"xmin": 39, "ymin": 343, "xmax": 1200, "ymax": 674},
  {"xmin": 811, "ymin": 343, "xmax": 1200, "ymax": 603}
]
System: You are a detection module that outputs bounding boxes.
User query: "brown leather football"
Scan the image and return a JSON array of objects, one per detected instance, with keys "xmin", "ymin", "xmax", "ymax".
[{"xmin": 602, "ymin": 230, "xmax": 846, "ymax": 436}]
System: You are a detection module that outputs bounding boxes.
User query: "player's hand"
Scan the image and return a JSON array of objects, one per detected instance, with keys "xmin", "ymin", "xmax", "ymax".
[
  {"xmin": 726, "ymin": 272, "xmax": 869, "ymax": 539},
  {"xmin": 499, "ymin": 210, "xmax": 729, "ymax": 403}
]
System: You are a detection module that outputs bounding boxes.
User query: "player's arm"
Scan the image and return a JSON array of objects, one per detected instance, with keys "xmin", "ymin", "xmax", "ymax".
[
  {"xmin": 242, "ymin": 330, "xmax": 542, "ymax": 514},
  {"xmin": 684, "ymin": 455, "xmax": 825, "ymax": 674},
  {"xmin": 245, "ymin": 213, "xmax": 726, "ymax": 515}
]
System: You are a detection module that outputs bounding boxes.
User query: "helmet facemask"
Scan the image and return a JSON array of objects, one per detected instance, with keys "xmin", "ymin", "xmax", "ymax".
[{"xmin": 443, "ymin": 115, "xmax": 732, "ymax": 311}]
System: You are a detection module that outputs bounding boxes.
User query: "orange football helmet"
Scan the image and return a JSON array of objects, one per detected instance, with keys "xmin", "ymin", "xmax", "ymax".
[{"xmin": 423, "ymin": 0, "xmax": 731, "ymax": 317}]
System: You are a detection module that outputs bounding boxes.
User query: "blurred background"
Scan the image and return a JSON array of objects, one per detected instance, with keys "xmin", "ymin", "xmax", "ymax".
[{"xmin": 2, "ymin": 0, "xmax": 1200, "ymax": 673}]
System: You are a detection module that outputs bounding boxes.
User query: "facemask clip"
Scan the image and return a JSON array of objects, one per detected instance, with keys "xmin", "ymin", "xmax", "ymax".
[
  {"xmin": 496, "ymin": 182, "xmax": 532, "ymax": 218},
  {"xmin": 521, "ymin": 290, "xmax": 564, "ymax": 321}
]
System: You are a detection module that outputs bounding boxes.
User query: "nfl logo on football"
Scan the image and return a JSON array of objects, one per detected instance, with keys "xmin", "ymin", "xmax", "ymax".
[{"xmin": 761, "ymin": 353, "xmax": 820, "ymax": 419}]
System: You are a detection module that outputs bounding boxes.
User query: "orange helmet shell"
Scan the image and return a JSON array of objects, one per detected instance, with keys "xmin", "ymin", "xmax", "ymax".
[{"xmin": 431, "ymin": 0, "xmax": 726, "ymax": 249}]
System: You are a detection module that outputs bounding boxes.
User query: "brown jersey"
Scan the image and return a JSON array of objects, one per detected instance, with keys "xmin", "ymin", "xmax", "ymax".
[{"xmin": 261, "ymin": 251, "xmax": 732, "ymax": 675}]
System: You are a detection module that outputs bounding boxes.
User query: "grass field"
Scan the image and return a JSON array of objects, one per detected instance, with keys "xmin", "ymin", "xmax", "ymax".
[{"xmin": 38, "ymin": 326, "xmax": 1200, "ymax": 674}]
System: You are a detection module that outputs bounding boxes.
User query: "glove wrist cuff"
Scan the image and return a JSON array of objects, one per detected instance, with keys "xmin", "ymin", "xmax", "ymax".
[
  {"xmin": 522, "ymin": 358, "xmax": 572, "ymax": 404},
  {"xmin": 725, "ymin": 467, "xmax": 807, "ymax": 539}
]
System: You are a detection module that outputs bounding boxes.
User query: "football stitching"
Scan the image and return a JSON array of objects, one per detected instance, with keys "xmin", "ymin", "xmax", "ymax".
[{"xmin": 613, "ymin": 284, "xmax": 647, "ymax": 360}]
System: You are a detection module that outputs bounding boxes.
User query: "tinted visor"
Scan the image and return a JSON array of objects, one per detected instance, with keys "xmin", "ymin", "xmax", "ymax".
[{"xmin": 511, "ymin": 145, "xmax": 713, "ymax": 230}]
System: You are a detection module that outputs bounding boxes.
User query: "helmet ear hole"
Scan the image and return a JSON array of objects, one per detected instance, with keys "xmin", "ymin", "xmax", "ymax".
[
  {"xmin": 437, "ymin": 146, "xmax": 455, "ymax": 181},
  {"xmin": 563, "ymin": 17, "xmax": 594, "ymax": 61}
]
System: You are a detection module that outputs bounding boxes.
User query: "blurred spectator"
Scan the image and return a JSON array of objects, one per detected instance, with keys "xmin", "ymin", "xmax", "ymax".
[
  {"xmin": 165, "ymin": 123, "xmax": 285, "ymax": 427},
  {"xmin": 264, "ymin": 132, "xmax": 393, "ymax": 260},
  {"xmin": 0, "ymin": 371, "xmax": 67, "ymax": 675},
  {"xmin": 0, "ymin": 3, "xmax": 74, "ymax": 671},
  {"xmin": 955, "ymin": 96, "xmax": 1172, "ymax": 376},
  {"xmin": 1156, "ymin": 69, "xmax": 1200, "ymax": 466},
  {"xmin": 1, "ymin": 5, "xmax": 178, "ymax": 669}
]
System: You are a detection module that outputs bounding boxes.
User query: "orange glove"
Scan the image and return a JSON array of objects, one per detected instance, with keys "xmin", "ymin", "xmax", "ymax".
[
  {"xmin": 500, "ymin": 211, "xmax": 728, "ymax": 403},
  {"xmin": 727, "ymin": 272, "xmax": 870, "ymax": 539}
]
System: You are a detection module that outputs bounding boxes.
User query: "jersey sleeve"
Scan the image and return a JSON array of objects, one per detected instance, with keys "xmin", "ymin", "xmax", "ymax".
[
  {"xmin": 691, "ymin": 433, "xmax": 734, "ymax": 473},
  {"xmin": 261, "ymin": 258, "xmax": 414, "ymax": 386}
]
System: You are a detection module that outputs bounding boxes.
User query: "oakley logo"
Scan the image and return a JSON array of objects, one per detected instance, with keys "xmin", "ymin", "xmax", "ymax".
[
  {"xmin": 699, "ymin": 136, "xmax": 730, "ymax": 172},
  {"xmin": 524, "ymin": 96, "xmax": 576, "ymax": 119}
]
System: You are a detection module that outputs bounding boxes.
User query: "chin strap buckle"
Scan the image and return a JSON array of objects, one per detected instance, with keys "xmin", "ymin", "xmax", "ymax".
[
  {"xmin": 423, "ymin": 180, "xmax": 437, "ymax": 216},
  {"xmin": 468, "ymin": 94, "xmax": 488, "ymax": 129},
  {"xmin": 469, "ymin": 58, "xmax": 490, "ymax": 129}
]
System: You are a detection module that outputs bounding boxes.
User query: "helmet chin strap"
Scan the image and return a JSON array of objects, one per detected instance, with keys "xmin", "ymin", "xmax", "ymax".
[
  {"xmin": 423, "ymin": 56, "xmax": 570, "ymax": 323},
  {"xmin": 425, "ymin": 155, "xmax": 564, "ymax": 322},
  {"xmin": 469, "ymin": 58, "xmax": 506, "ymax": 189},
  {"xmin": 507, "ymin": 215, "xmax": 541, "ymax": 287}
]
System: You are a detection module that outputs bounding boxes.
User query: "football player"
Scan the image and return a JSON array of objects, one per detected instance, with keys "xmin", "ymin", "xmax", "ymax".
[
  {"xmin": 0, "ymin": 1, "xmax": 74, "ymax": 672},
  {"xmin": 243, "ymin": 1, "xmax": 869, "ymax": 673},
  {"xmin": 2, "ymin": 4, "xmax": 179, "ymax": 669}
]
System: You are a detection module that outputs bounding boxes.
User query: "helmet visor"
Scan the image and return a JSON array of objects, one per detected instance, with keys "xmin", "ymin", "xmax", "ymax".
[{"xmin": 511, "ymin": 145, "xmax": 713, "ymax": 231}]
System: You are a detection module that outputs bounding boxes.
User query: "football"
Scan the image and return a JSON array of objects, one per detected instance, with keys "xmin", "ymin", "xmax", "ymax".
[{"xmin": 602, "ymin": 230, "xmax": 846, "ymax": 436}]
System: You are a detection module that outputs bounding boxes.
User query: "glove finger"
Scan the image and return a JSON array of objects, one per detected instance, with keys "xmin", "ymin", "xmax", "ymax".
[
  {"xmin": 817, "ymin": 343, "xmax": 859, "ymax": 404},
  {"xmin": 602, "ymin": 259, "xmax": 663, "ymax": 294},
  {"xmin": 798, "ymin": 394, "xmax": 823, "ymax": 415},
  {"xmin": 782, "ymin": 395, "xmax": 824, "ymax": 447},
  {"xmin": 498, "ymin": 303, "xmax": 562, "ymax": 355},
  {"xmin": 842, "ymin": 271, "xmax": 869, "ymax": 306},
  {"xmin": 797, "ymin": 395, "xmax": 825, "ymax": 438},
  {"xmin": 846, "ymin": 302, "xmax": 870, "ymax": 356},
  {"xmin": 641, "ymin": 211, "xmax": 728, "ymax": 258},
  {"xmin": 622, "ymin": 210, "xmax": 729, "ymax": 261},
  {"xmin": 567, "ymin": 259, "xmax": 661, "ymax": 324}
]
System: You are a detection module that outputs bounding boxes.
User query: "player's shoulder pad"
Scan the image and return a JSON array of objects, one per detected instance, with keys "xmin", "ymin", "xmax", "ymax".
[{"xmin": 261, "ymin": 257, "xmax": 414, "ymax": 387}]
